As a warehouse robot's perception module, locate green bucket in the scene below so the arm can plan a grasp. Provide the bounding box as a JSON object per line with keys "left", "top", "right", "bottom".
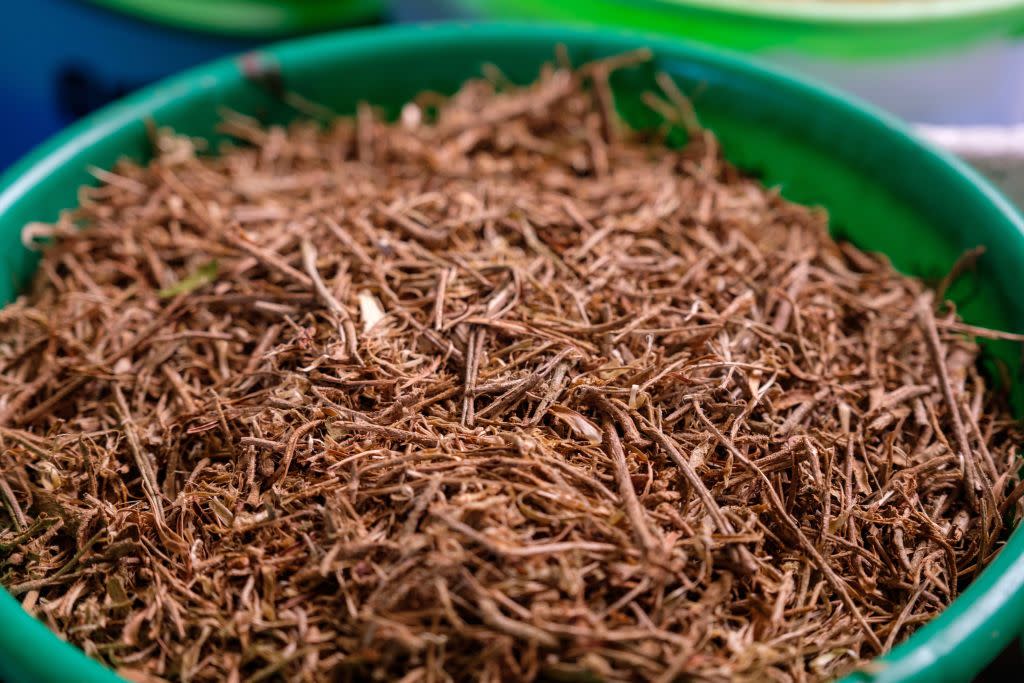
{"left": 1, "top": 22, "right": 1023, "bottom": 683}
{"left": 453, "top": 0, "right": 1024, "bottom": 58}
{"left": 86, "top": 0, "right": 384, "bottom": 37}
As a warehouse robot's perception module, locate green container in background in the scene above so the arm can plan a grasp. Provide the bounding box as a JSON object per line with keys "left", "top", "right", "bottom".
{"left": 451, "top": 0, "right": 1024, "bottom": 128}
{"left": 88, "top": 0, "right": 384, "bottom": 37}
{"left": 453, "top": 0, "right": 1024, "bottom": 58}
{"left": 1, "top": 22, "right": 1024, "bottom": 683}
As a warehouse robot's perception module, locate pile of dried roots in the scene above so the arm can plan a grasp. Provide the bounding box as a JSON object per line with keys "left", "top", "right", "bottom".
{"left": 1, "top": 53, "right": 1022, "bottom": 682}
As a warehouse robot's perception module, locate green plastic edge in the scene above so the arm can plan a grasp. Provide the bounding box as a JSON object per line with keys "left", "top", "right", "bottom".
{"left": 84, "top": 0, "right": 383, "bottom": 37}
{"left": 455, "top": 0, "right": 1024, "bottom": 58}
{"left": 0, "top": 21, "right": 1022, "bottom": 683}
{"left": 650, "top": 0, "right": 1024, "bottom": 23}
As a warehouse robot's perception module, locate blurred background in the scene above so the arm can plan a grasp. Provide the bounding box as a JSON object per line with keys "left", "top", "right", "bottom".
{"left": 0, "top": 1, "right": 1022, "bottom": 679}
{"left": 4, "top": 0, "right": 1024, "bottom": 210}
{"left": 3, "top": 1, "right": 1024, "bottom": 181}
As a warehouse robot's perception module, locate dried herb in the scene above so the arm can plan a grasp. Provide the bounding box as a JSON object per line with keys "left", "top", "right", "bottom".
{"left": 0, "top": 53, "right": 1021, "bottom": 683}
{"left": 158, "top": 260, "right": 220, "bottom": 300}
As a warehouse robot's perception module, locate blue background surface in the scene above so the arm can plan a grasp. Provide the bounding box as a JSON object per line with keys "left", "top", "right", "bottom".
{"left": 0, "top": 0, "right": 256, "bottom": 168}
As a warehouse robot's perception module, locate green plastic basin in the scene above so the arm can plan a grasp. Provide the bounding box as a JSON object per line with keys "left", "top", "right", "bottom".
{"left": 1, "top": 21, "right": 1023, "bottom": 683}
{"left": 454, "top": 0, "right": 1024, "bottom": 58}
{"left": 86, "top": 0, "right": 383, "bottom": 37}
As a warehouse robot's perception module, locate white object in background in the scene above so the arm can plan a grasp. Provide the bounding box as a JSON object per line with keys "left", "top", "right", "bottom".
{"left": 916, "top": 124, "right": 1024, "bottom": 157}
{"left": 916, "top": 124, "right": 1024, "bottom": 207}
{"left": 772, "top": 40, "right": 1024, "bottom": 126}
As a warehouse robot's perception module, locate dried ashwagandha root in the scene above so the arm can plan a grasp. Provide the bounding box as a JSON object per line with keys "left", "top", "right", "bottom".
{"left": 0, "top": 52, "right": 1021, "bottom": 683}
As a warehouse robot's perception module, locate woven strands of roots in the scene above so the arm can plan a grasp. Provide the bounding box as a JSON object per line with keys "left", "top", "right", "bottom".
{"left": 1, "top": 53, "right": 1022, "bottom": 682}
